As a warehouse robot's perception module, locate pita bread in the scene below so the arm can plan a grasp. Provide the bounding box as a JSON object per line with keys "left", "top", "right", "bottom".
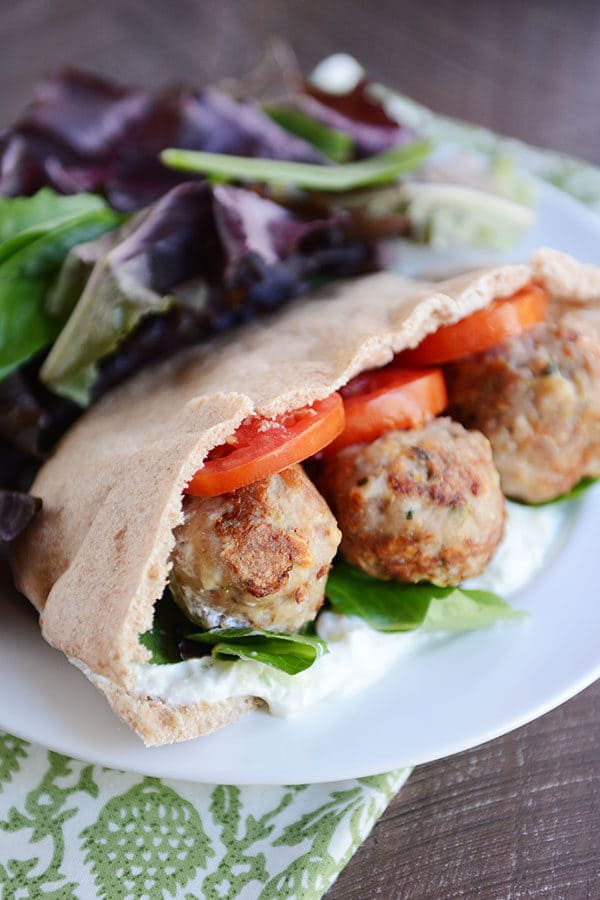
{"left": 11, "top": 249, "right": 600, "bottom": 745}
{"left": 532, "top": 247, "right": 600, "bottom": 303}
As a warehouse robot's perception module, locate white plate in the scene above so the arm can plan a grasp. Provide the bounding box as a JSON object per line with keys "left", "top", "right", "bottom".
{"left": 2, "top": 179, "right": 600, "bottom": 784}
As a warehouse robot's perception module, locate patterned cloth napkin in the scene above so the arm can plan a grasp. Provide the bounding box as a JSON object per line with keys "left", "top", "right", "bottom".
{"left": 0, "top": 735, "right": 409, "bottom": 898}
{"left": 2, "top": 78, "right": 599, "bottom": 900}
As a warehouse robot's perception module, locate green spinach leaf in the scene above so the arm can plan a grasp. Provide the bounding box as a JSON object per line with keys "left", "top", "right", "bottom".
{"left": 0, "top": 188, "right": 108, "bottom": 246}
{"left": 139, "top": 592, "right": 195, "bottom": 665}
{"left": 186, "top": 628, "right": 328, "bottom": 675}
{"left": 0, "top": 191, "right": 122, "bottom": 381}
{"left": 326, "top": 562, "right": 525, "bottom": 633}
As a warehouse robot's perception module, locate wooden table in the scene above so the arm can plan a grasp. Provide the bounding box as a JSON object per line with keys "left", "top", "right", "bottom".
{"left": 2, "top": 0, "right": 599, "bottom": 894}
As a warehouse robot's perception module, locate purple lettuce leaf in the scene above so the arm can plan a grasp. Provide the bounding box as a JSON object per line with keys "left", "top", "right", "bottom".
{"left": 0, "top": 489, "right": 41, "bottom": 541}
{"left": 0, "top": 361, "right": 78, "bottom": 459}
{"left": 16, "top": 68, "right": 148, "bottom": 157}
{"left": 0, "top": 439, "right": 40, "bottom": 492}
{"left": 40, "top": 181, "right": 222, "bottom": 402}
{"left": 271, "top": 93, "right": 414, "bottom": 159}
{"left": 0, "top": 69, "right": 324, "bottom": 212}
{"left": 41, "top": 180, "right": 375, "bottom": 404}
{"left": 306, "top": 78, "right": 401, "bottom": 129}
{"left": 213, "top": 183, "right": 373, "bottom": 310}
{"left": 213, "top": 183, "right": 348, "bottom": 269}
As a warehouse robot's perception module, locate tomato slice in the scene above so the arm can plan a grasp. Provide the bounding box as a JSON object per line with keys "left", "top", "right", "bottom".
{"left": 325, "top": 367, "right": 447, "bottom": 454}
{"left": 397, "top": 283, "right": 548, "bottom": 366}
{"left": 186, "top": 393, "right": 345, "bottom": 496}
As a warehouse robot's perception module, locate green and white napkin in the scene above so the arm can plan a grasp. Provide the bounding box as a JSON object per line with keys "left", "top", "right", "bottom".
{"left": 2, "top": 68, "right": 600, "bottom": 900}
{"left": 0, "top": 735, "right": 408, "bottom": 898}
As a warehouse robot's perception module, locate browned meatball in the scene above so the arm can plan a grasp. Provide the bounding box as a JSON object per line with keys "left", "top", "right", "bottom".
{"left": 318, "top": 418, "right": 504, "bottom": 586}
{"left": 169, "top": 464, "right": 341, "bottom": 632}
{"left": 446, "top": 313, "right": 600, "bottom": 503}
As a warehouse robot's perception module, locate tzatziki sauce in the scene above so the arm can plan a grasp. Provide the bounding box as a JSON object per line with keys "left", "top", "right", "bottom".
{"left": 131, "top": 500, "right": 570, "bottom": 716}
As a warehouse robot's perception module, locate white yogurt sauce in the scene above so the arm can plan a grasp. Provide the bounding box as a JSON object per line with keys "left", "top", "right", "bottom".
{"left": 131, "top": 501, "right": 570, "bottom": 716}
{"left": 465, "top": 500, "right": 568, "bottom": 596}
{"left": 132, "top": 613, "right": 421, "bottom": 717}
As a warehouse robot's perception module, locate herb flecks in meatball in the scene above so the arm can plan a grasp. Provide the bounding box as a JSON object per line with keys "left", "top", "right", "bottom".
{"left": 318, "top": 418, "right": 505, "bottom": 586}
{"left": 446, "top": 313, "right": 600, "bottom": 503}
{"left": 169, "top": 464, "right": 341, "bottom": 632}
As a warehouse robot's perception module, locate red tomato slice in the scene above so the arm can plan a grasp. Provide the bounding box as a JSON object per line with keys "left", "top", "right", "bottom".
{"left": 325, "top": 367, "right": 447, "bottom": 454}
{"left": 186, "top": 393, "right": 345, "bottom": 496}
{"left": 397, "top": 283, "right": 548, "bottom": 366}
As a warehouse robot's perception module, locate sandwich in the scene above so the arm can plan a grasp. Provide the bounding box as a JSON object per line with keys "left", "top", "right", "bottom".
{"left": 11, "top": 247, "right": 600, "bottom": 745}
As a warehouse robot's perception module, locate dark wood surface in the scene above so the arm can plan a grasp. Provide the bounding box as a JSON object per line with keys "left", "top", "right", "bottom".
{"left": 2, "top": 0, "right": 600, "bottom": 895}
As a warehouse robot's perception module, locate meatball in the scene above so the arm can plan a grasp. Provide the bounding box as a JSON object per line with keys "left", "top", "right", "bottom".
{"left": 446, "top": 313, "right": 600, "bottom": 503}
{"left": 318, "top": 418, "right": 504, "bottom": 586}
{"left": 169, "top": 464, "right": 341, "bottom": 632}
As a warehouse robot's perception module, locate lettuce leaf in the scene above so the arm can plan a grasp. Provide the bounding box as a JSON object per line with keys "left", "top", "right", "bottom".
{"left": 40, "top": 182, "right": 218, "bottom": 404}
{"left": 45, "top": 229, "right": 120, "bottom": 321}
{"left": 41, "top": 181, "right": 373, "bottom": 405}
{"left": 185, "top": 628, "right": 328, "bottom": 675}
{"left": 0, "top": 68, "right": 323, "bottom": 212}
{"left": 0, "top": 435, "right": 40, "bottom": 488}
{"left": 0, "top": 188, "right": 107, "bottom": 245}
{"left": 0, "top": 489, "right": 41, "bottom": 541}
{"left": 140, "top": 591, "right": 328, "bottom": 674}
{"left": 139, "top": 594, "right": 195, "bottom": 665}
{"left": 0, "top": 191, "right": 122, "bottom": 382}
{"left": 326, "top": 562, "right": 525, "bottom": 633}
